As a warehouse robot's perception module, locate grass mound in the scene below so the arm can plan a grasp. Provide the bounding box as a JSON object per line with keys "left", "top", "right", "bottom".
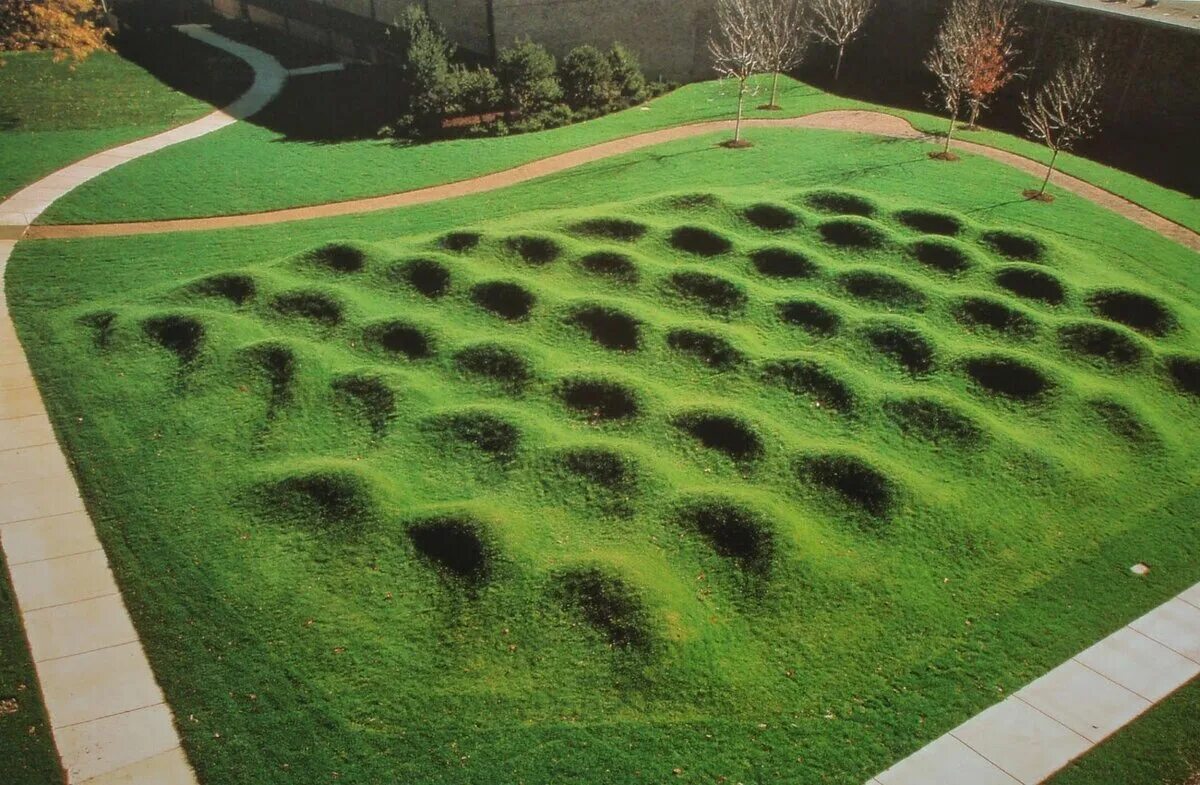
{"left": 143, "top": 314, "right": 203, "bottom": 364}
{"left": 261, "top": 468, "right": 374, "bottom": 535}
{"left": 894, "top": 209, "right": 962, "bottom": 236}
{"left": 567, "top": 304, "right": 642, "bottom": 351}
{"left": 804, "top": 189, "right": 876, "bottom": 217}
{"left": 764, "top": 357, "right": 855, "bottom": 411}
{"left": 79, "top": 309, "right": 117, "bottom": 350}
{"left": 454, "top": 343, "right": 533, "bottom": 391}
{"left": 569, "top": 217, "right": 648, "bottom": 242}
{"left": 863, "top": 322, "right": 935, "bottom": 376}
{"left": 271, "top": 289, "right": 343, "bottom": 326}
{"left": 408, "top": 516, "right": 491, "bottom": 584}
{"left": 838, "top": 270, "right": 926, "bottom": 310}
{"left": 190, "top": 272, "right": 256, "bottom": 305}
{"left": 778, "top": 299, "right": 841, "bottom": 336}
{"left": 665, "top": 327, "right": 744, "bottom": 369}
{"left": 796, "top": 452, "right": 895, "bottom": 520}
{"left": 1058, "top": 321, "right": 1146, "bottom": 368}
{"left": 1164, "top": 355, "right": 1200, "bottom": 397}
{"left": 558, "top": 377, "right": 641, "bottom": 421}
{"left": 559, "top": 445, "right": 639, "bottom": 491}
{"left": 673, "top": 410, "right": 763, "bottom": 461}
{"left": 1088, "top": 397, "right": 1157, "bottom": 445}
{"left": 331, "top": 372, "right": 395, "bottom": 436}
{"left": 306, "top": 242, "right": 365, "bottom": 273}
{"left": 883, "top": 396, "right": 983, "bottom": 447}
{"left": 366, "top": 320, "right": 434, "bottom": 360}
{"left": 676, "top": 497, "right": 774, "bottom": 573}
{"left": 394, "top": 258, "right": 451, "bottom": 299}
{"left": 506, "top": 234, "right": 562, "bottom": 265}
{"left": 953, "top": 296, "right": 1037, "bottom": 338}
{"left": 819, "top": 217, "right": 888, "bottom": 249}
{"left": 981, "top": 229, "right": 1046, "bottom": 262}
{"left": 664, "top": 192, "right": 722, "bottom": 210}
{"left": 669, "top": 225, "right": 734, "bottom": 257}
{"left": 472, "top": 280, "right": 536, "bottom": 320}
{"left": 744, "top": 203, "right": 799, "bottom": 230}
{"left": 995, "top": 266, "right": 1066, "bottom": 306}
{"left": 578, "top": 250, "right": 640, "bottom": 283}
{"left": 965, "top": 354, "right": 1053, "bottom": 400}
{"left": 555, "top": 566, "right": 650, "bottom": 648}
{"left": 751, "top": 246, "right": 818, "bottom": 279}
{"left": 1086, "top": 289, "right": 1177, "bottom": 337}
{"left": 430, "top": 409, "right": 522, "bottom": 460}
{"left": 242, "top": 340, "right": 296, "bottom": 414}
{"left": 668, "top": 270, "right": 747, "bottom": 314}
{"left": 909, "top": 238, "right": 972, "bottom": 274}
{"left": 439, "top": 231, "right": 481, "bottom": 253}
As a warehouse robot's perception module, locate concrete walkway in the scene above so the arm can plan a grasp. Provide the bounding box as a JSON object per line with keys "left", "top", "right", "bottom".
{"left": 0, "top": 27, "right": 285, "bottom": 784}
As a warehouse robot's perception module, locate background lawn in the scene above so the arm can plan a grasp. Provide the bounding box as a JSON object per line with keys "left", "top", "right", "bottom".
{"left": 35, "top": 75, "right": 1200, "bottom": 234}
{"left": 7, "top": 127, "right": 1199, "bottom": 784}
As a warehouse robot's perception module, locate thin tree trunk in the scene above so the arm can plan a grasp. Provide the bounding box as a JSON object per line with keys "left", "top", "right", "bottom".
{"left": 734, "top": 81, "right": 746, "bottom": 142}
{"left": 834, "top": 44, "right": 845, "bottom": 80}
{"left": 1039, "top": 147, "right": 1059, "bottom": 195}
{"left": 967, "top": 100, "right": 980, "bottom": 129}
{"left": 771, "top": 71, "right": 780, "bottom": 107}
{"left": 944, "top": 108, "right": 958, "bottom": 154}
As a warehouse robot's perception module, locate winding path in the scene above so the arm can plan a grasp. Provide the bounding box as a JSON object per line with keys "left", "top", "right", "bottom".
{"left": 1, "top": 24, "right": 1199, "bottom": 785}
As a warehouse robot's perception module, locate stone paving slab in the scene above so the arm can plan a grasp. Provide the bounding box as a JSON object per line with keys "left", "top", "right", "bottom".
{"left": 55, "top": 704, "right": 180, "bottom": 784}
{"left": 0, "top": 474, "right": 85, "bottom": 524}
{"left": 79, "top": 745, "right": 194, "bottom": 785}
{"left": 0, "top": 511, "right": 101, "bottom": 565}
{"left": 1074, "top": 626, "right": 1200, "bottom": 702}
{"left": 876, "top": 734, "right": 1020, "bottom": 785}
{"left": 0, "top": 384, "right": 49, "bottom": 420}
{"left": 1015, "top": 659, "right": 1150, "bottom": 743}
{"left": 0, "top": 359, "right": 35, "bottom": 389}
{"left": 1129, "top": 598, "right": 1200, "bottom": 662}
{"left": 23, "top": 593, "right": 139, "bottom": 662}
{"left": 952, "top": 697, "right": 1092, "bottom": 784}
{"left": 8, "top": 549, "right": 116, "bottom": 611}
{"left": 1181, "top": 582, "right": 1200, "bottom": 609}
{"left": 0, "top": 442, "right": 72, "bottom": 484}
{"left": 0, "top": 413, "right": 56, "bottom": 449}
{"left": 37, "top": 641, "right": 166, "bottom": 729}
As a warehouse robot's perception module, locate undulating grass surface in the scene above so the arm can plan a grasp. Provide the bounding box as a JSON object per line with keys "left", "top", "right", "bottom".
{"left": 37, "top": 75, "right": 1200, "bottom": 233}
{"left": 8, "top": 129, "right": 1200, "bottom": 784}
{"left": 1049, "top": 676, "right": 1200, "bottom": 785}
{"left": 0, "top": 33, "right": 251, "bottom": 202}
{"left": 0, "top": 552, "right": 62, "bottom": 785}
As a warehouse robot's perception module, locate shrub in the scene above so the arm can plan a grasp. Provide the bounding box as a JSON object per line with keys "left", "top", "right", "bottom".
{"left": 496, "top": 38, "right": 563, "bottom": 118}
{"left": 385, "top": 7, "right": 455, "bottom": 137}
{"left": 608, "top": 43, "right": 647, "bottom": 103}
{"left": 447, "top": 64, "right": 502, "bottom": 117}
{"left": 560, "top": 44, "right": 618, "bottom": 112}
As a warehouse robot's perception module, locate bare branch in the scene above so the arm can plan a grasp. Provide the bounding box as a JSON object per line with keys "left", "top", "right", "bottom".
{"left": 1019, "top": 38, "right": 1104, "bottom": 194}
{"left": 709, "top": 0, "right": 766, "bottom": 142}
{"left": 759, "top": 0, "right": 809, "bottom": 75}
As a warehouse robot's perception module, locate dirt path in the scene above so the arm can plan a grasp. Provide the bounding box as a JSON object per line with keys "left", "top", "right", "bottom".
{"left": 19, "top": 110, "right": 1200, "bottom": 253}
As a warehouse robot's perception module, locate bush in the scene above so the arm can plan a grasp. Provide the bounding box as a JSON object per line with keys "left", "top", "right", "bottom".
{"left": 384, "top": 7, "right": 455, "bottom": 137}
{"left": 447, "top": 65, "right": 501, "bottom": 117}
{"left": 560, "top": 44, "right": 618, "bottom": 112}
{"left": 608, "top": 43, "right": 647, "bottom": 103}
{"left": 496, "top": 38, "right": 562, "bottom": 118}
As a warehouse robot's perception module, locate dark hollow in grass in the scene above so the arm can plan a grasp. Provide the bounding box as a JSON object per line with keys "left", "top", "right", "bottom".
{"left": 669, "top": 225, "right": 734, "bottom": 257}
{"left": 396, "top": 258, "right": 451, "bottom": 299}
{"left": 506, "top": 234, "right": 562, "bottom": 265}
{"left": 439, "top": 231, "right": 481, "bottom": 252}
{"left": 567, "top": 305, "right": 641, "bottom": 351}
{"left": 1087, "top": 290, "right": 1177, "bottom": 337}
{"left": 764, "top": 357, "right": 855, "bottom": 412}
{"left": 556, "top": 567, "right": 649, "bottom": 648}
{"left": 472, "top": 281, "right": 536, "bottom": 320}
{"left": 910, "top": 239, "right": 972, "bottom": 274}
{"left": 953, "top": 296, "right": 1037, "bottom": 338}
{"left": 883, "top": 396, "right": 983, "bottom": 448}
{"left": 245, "top": 341, "right": 296, "bottom": 414}
{"left": 751, "top": 247, "right": 818, "bottom": 279}
{"left": 666, "top": 192, "right": 721, "bottom": 210}
{"left": 1089, "top": 398, "right": 1156, "bottom": 445}
{"left": 981, "top": 229, "right": 1045, "bottom": 262}
{"left": 558, "top": 378, "right": 640, "bottom": 421}
{"left": 143, "top": 314, "right": 203, "bottom": 364}
{"left": 434, "top": 410, "right": 522, "bottom": 459}
{"left": 271, "top": 290, "right": 343, "bottom": 327}
{"left": 673, "top": 411, "right": 763, "bottom": 461}
{"left": 895, "top": 209, "right": 963, "bottom": 236}
{"left": 778, "top": 300, "right": 841, "bottom": 336}
{"left": 1058, "top": 322, "right": 1146, "bottom": 368}
{"left": 266, "top": 470, "right": 373, "bottom": 535}
{"left": 665, "top": 328, "right": 744, "bottom": 369}
{"left": 819, "top": 218, "right": 887, "bottom": 249}
{"left": 995, "top": 267, "right": 1066, "bottom": 305}
{"left": 332, "top": 373, "right": 395, "bottom": 437}
{"left": 965, "top": 355, "right": 1053, "bottom": 400}
{"left": 569, "top": 217, "right": 648, "bottom": 242}
{"left": 805, "top": 190, "right": 876, "bottom": 217}
{"left": 559, "top": 446, "right": 638, "bottom": 490}
{"left": 307, "top": 242, "right": 365, "bottom": 273}
{"left": 796, "top": 453, "right": 895, "bottom": 519}
{"left": 578, "top": 250, "right": 640, "bottom": 283}
{"left": 1165, "top": 355, "right": 1200, "bottom": 397}
{"left": 677, "top": 498, "right": 774, "bottom": 573}
{"left": 864, "top": 323, "right": 935, "bottom": 376}
{"left": 839, "top": 270, "right": 926, "bottom": 310}
{"left": 744, "top": 203, "right": 799, "bottom": 231}
{"left": 79, "top": 310, "right": 117, "bottom": 350}
{"left": 668, "top": 271, "right": 747, "bottom": 314}
{"left": 408, "top": 517, "right": 490, "bottom": 584}
{"left": 453, "top": 343, "right": 533, "bottom": 390}
{"left": 191, "top": 272, "right": 256, "bottom": 305}
{"left": 367, "top": 320, "right": 434, "bottom": 360}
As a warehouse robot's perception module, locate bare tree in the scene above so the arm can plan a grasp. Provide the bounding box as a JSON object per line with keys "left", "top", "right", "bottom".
{"left": 758, "top": 0, "right": 809, "bottom": 109}
{"left": 1019, "top": 39, "right": 1104, "bottom": 199}
{"left": 925, "top": 5, "right": 972, "bottom": 159}
{"left": 961, "top": 0, "right": 1022, "bottom": 128}
{"left": 709, "top": 0, "right": 764, "bottom": 146}
{"left": 806, "top": 0, "right": 876, "bottom": 80}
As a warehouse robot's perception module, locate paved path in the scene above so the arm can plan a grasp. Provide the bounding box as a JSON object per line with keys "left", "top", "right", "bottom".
{"left": 0, "top": 26, "right": 285, "bottom": 785}
{"left": 14, "top": 110, "right": 1200, "bottom": 253}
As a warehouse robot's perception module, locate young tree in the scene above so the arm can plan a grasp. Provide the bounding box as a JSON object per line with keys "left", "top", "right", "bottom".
{"left": 1019, "top": 39, "right": 1104, "bottom": 200}
{"left": 560, "top": 44, "right": 618, "bottom": 113}
{"left": 386, "top": 6, "right": 455, "bottom": 137}
{"left": 608, "top": 43, "right": 647, "bottom": 104}
{"left": 709, "top": 0, "right": 763, "bottom": 147}
{"left": 925, "top": 0, "right": 973, "bottom": 159}
{"left": 0, "top": 0, "right": 107, "bottom": 62}
{"left": 961, "top": 0, "right": 1021, "bottom": 128}
{"left": 757, "top": 0, "right": 809, "bottom": 109}
{"left": 806, "top": 0, "right": 876, "bottom": 80}
{"left": 496, "top": 39, "right": 563, "bottom": 120}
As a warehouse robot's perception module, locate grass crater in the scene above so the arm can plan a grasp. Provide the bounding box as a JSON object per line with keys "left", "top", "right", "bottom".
{"left": 673, "top": 410, "right": 764, "bottom": 462}
{"left": 558, "top": 377, "right": 641, "bottom": 422}
{"left": 995, "top": 266, "right": 1066, "bottom": 306}
{"left": 669, "top": 225, "right": 734, "bottom": 257}
{"left": 1086, "top": 289, "right": 1177, "bottom": 337}
{"left": 567, "top": 304, "right": 642, "bottom": 351}
{"left": 665, "top": 328, "right": 745, "bottom": 369}
{"left": 676, "top": 497, "right": 774, "bottom": 574}
{"left": 751, "top": 246, "right": 819, "bottom": 279}
{"left": 667, "top": 270, "right": 747, "bottom": 314}
{"left": 472, "top": 280, "right": 536, "bottom": 320}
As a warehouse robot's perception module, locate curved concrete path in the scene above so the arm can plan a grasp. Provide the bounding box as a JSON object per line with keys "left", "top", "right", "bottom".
{"left": 0, "top": 26, "right": 284, "bottom": 784}
{"left": 16, "top": 110, "right": 1200, "bottom": 253}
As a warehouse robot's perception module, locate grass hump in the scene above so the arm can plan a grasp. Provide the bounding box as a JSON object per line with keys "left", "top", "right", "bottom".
{"left": 472, "top": 281, "right": 536, "bottom": 320}
{"left": 665, "top": 328, "right": 745, "bottom": 369}
{"left": 764, "top": 357, "right": 855, "bottom": 412}
{"left": 1165, "top": 355, "right": 1200, "bottom": 397}
{"left": 909, "top": 238, "right": 972, "bottom": 274}
{"left": 981, "top": 229, "right": 1046, "bottom": 262}
{"left": 395, "top": 258, "right": 451, "bottom": 299}
{"left": 819, "top": 217, "right": 887, "bottom": 249}
{"left": 953, "top": 296, "right": 1037, "bottom": 338}
{"left": 331, "top": 373, "right": 396, "bottom": 437}
{"left": 744, "top": 203, "right": 799, "bottom": 231}
{"left": 669, "top": 225, "right": 734, "bottom": 257}
{"left": 262, "top": 468, "right": 374, "bottom": 535}
{"left": 408, "top": 516, "right": 491, "bottom": 584}
{"left": 751, "top": 247, "right": 818, "bottom": 279}
{"left": 567, "top": 305, "right": 642, "bottom": 351}
{"left": 558, "top": 377, "right": 641, "bottom": 421}
{"left": 555, "top": 566, "right": 650, "bottom": 648}
{"left": 863, "top": 323, "right": 935, "bottom": 376}
{"left": 804, "top": 190, "right": 876, "bottom": 217}
{"left": 190, "top": 272, "right": 256, "bottom": 305}
{"left": 995, "top": 267, "right": 1066, "bottom": 306}
{"left": 965, "top": 355, "right": 1053, "bottom": 400}
{"left": 578, "top": 250, "right": 640, "bottom": 283}
{"left": 796, "top": 453, "right": 895, "bottom": 520}
{"left": 431, "top": 409, "right": 522, "bottom": 460}
{"left": 1087, "top": 290, "right": 1177, "bottom": 337}
{"left": 271, "top": 289, "right": 344, "bottom": 327}
{"left": 569, "top": 217, "right": 648, "bottom": 242}
{"left": 839, "top": 270, "right": 926, "bottom": 310}
{"left": 367, "top": 320, "right": 434, "bottom": 360}
{"left": 883, "top": 396, "right": 983, "bottom": 447}
{"left": 143, "top": 314, "right": 203, "bottom": 364}
{"left": 668, "top": 270, "right": 747, "bottom": 314}
{"left": 778, "top": 300, "right": 841, "bottom": 336}
{"left": 506, "top": 234, "right": 562, "bottom": 265}
{"left": 1058, "top": 322, "right": 1146, "bottom": 368}
{"left": 895, "top": 209, "right": 963, "bottom": 236}
{"left": 676, "top": 497, "right": 774, "bottom": 573}
{"left": 307, "top": 242, "right": 366, "bottom": 273}
{"left": 673, "top": 410, "right": 763, "bottom": 461}
{"left": 454, "top": 343, "right": 533, "bottom": 391}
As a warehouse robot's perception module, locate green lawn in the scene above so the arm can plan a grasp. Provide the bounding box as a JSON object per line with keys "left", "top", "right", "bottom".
{"left": 1049, "top": 676, "right": 1200, "bottom": 785}
{"left": 8, "top": 127, "right": 1199, "bottom": 784}
{"left": 36, "top": 75, "right": 1200, "bottom": 234}
{"left": 0, "top": 552, "right": 62, "bottom": 785}
{"left": 0, "top": 32, "right": 251, "bottom": 202}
